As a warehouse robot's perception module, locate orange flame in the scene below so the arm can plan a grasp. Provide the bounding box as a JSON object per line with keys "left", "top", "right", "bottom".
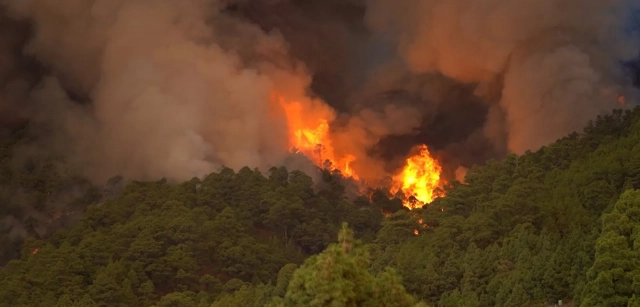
{"left": 274, "top": 93, "right": 444, "bottom": 209}
{"left": 275, "top": 94, "right": 359, "bottom": 179}
{"left": 601, "top": 87, "right": 627, "bottom": 107}
{"left": 392, "top": 144, "right": 443, "bottom": 209}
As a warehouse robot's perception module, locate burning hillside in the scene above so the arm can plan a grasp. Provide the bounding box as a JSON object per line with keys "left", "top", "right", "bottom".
{"left": 0, "top": 0, "right": 637, "bottom": 213}
{"left": 275, "top": 92, "right": 444, "bottom": 208}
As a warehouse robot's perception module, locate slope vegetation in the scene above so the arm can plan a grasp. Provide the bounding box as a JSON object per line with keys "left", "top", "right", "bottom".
{"left": 1, "top": 107, "right": 640, "bottom": 306}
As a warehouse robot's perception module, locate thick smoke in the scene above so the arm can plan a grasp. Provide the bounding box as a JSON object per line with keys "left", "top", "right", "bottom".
{"left": 366, "top": 0, "right": 640, "bottom": 154}
{"left": 0, "top": 0, "right": 638, "bottom": 186}
{"left": 2, "top": 0, "right": 329, "bottom": 182}
{"left": 230, "top": 0, "right": 371, "bottom": 109}
{"left": 1, "top": 0, "right": 638, "bottom": 259}
{"left": 0, "top": 7, "right": 35, "bottom": 131}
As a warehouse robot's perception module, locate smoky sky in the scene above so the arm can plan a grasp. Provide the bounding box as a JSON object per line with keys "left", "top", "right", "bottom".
{"left": 0, "top": 0, "right": 639, "bottom": 184}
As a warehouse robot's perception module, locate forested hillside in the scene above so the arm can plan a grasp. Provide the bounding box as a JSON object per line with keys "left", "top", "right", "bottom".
{"left": 1, "top": 107, "right": 640, "bottom": 306}
{"left": 0, "top": 128, "right": 101, "bottom": 263}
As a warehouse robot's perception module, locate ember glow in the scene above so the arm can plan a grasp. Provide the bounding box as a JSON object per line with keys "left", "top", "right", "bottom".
{"left": 276, "top": 93, "right": 444, "bottom": 209}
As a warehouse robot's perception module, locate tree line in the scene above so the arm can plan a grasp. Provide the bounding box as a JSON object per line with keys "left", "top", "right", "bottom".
{"left": 1, "top": 107, "right": 640, "bottom": 306}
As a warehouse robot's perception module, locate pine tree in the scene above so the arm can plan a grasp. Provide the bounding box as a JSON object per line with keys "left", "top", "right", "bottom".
{"left": 271, "top": 223, "right": 428, "bottom": 307}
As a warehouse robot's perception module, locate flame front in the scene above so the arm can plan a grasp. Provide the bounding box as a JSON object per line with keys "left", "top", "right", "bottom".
{"left": 393, "top": 144, "right": 443, "bottom": 208}
{"left": 275, "top": 93, "right": 443, "bottom": 208}
{"left": 276, "top": 94, "right": 359, "bottom": 179}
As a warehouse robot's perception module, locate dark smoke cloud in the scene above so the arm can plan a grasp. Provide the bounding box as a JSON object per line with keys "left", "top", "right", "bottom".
{"left": 229, "top": 0, "right": 378, "bottom": 112}
{"left": 0, "top": 7, "right": 39, "bottom": 132}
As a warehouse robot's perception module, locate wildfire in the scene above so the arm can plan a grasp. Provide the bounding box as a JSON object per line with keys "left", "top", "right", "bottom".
{"left": 392, "top": 144, "right": 443, "bottom": 209}
{"left": 276, "top": 94, "right": 359, "bottom": 179}
{"left": 618, "top": 95, "right": 626, "bottom": 106}
{"left": 413, "top": 217, "right": 431, "bottom": 235}
{"left": 275, "top": 93, "right": 444, "bottom": 209}
{"left": 601, "top": 87, "right": 627, "bottom": 107}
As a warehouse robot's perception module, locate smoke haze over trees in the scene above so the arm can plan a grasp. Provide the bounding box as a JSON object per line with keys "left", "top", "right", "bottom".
{"left": 2, "top": 107, "right": 640, "bottom": 306}
{"left": 1, "top": 2, "right": 640, "bottom": 305}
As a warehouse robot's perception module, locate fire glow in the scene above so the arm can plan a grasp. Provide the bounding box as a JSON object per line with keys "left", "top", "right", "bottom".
{"left": 391, "top": 144, "right": 443, "bottom": 208}
{"left": 277, "top": 96, "right": 359, "bottom": 179}
{"left": 275, "top": 93, "right": 444, "bottom": 209}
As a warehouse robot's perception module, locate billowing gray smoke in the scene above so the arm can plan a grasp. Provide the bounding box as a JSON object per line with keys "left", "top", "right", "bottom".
{"left": 0, "top": 0, "right": 638, "bottom": 185}
{"left": 2, "top": 0, "right": 315, "bottom": 182}
{"left": 365, "top": 0, "right": 640, "bottom": 156}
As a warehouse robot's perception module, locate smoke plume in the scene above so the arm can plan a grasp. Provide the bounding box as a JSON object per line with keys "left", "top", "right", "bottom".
{"left": 0, "top": 0, "right": 638, "bottom": 186}
{"left": 3, "top": 0, "right": 319, "bottom": 182}
{"left": 365, "top": 0, "right": 640, "bottom": 154}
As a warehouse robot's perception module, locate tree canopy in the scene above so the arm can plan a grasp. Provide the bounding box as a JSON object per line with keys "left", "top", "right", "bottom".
{"left": 2, "top": 107, "right": 640, "bottom": 306}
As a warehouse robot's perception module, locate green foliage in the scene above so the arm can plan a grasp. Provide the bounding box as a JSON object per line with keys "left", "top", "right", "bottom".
{"left": 368, "top": 107, "right": 640, "bottom": 306}
{"left": 2, "top": 107, "right": 640, "bottom": 306}
{"left": 580, "top": 189, "right": 640, "bottom": 307}
{"left": 0, "top": 129, "right": 101, "bottom": 264}
{"left": 0, "top": 163, "right": 384, "bottom": 306}
{"left": 271, "top": 223, "right": 426, "bottom": 307}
